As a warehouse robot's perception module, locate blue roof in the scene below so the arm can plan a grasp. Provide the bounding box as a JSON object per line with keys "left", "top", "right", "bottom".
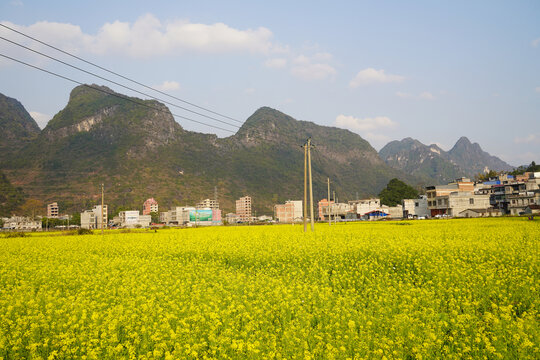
{"left": 365, "top": 210, "right": 388, "bottom": 216}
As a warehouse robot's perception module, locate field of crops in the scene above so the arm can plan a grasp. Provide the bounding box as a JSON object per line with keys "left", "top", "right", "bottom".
{"left": 0, "top": 218, "right": 538, "bottom": 359}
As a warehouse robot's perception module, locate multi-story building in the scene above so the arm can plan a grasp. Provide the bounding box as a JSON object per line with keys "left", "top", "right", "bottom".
{"left": 197, "top": 198, "right": 219, "bottom": 210}
{"left": 47, "top": 202, "right": 59, "bottom": 218}
{"left": 142, "top": 198, "right": 158, "bottom": 215}
{"left": 160, "top": 207, "right": 191, "bottom": 226}
{"left": 428, "top": 191, "right": 490, "bottom": 217}
{"left": 426, "top": 178, "right": 474, "bottom": 204}
{"left": 349, "top": 198, "right": 381, "bottom": 217}
{"left": 507, "top": 191, "right": 540, "bottom": 215}
{"left": 80, "top": 210, "right": 96, "bottom": 229}
{"left": 2, "top": 216, "right": 42, "bottom": 231}
{"left": 324, "top": 202, "right": 353, "bottom": 220}
{"left": 402, "top": 196, "right": 429, "bottom": 219}
{"left": 317, "top": 198, "right": 334, "bottom": 220}
{"left": 118, "top": 210, "right": 151, "bottom": 228}
{"left": 236, "top": 196, "right": 252, "bottom": 222}
{"left": 275, "top": 200, "right": 303, "bottom": 223}
{"left": 80, "top": 205, "right": 108, "bottom": 229}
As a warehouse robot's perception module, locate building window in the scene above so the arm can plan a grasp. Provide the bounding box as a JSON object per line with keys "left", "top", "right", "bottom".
{"left": 415, "top": 202, "right": 419, "bottom": 207}
{"left": 469, "top": 198, "right": 474, "bottom": 205}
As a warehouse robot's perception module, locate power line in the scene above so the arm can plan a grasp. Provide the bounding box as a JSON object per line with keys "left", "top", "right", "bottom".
{"left": 0, "top": 23, "right": 242, "bottom": 124}
{"left": 0, "top": 36, "right": 240, "bottom": 129}
{"left": 0, "top": 52, "right": 236, "bottom": 133}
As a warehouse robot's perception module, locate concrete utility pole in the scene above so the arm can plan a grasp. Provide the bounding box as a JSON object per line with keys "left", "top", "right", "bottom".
{"left": 333, "top": 190, "right": 336, "bottom": 225}
{"left": 303, "top": 143, "right": 308, "bottom": 232}
{"left": 307, "top": 138, "right": 315, "bottom": 231}
{"left": 327, "top": 178, "right": 331, "bottom": 226}
{"left": 101, "top": 183, "right": 104, "bottom": 236}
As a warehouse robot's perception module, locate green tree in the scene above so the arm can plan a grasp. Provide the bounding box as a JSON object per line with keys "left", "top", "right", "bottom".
{"left": 150, "top": 211, "right": 159, "bottom": 223}
{"left": 510, "top": 161, "right": 540, "bottom": 175}
{"left": 70, "top": 212, "right": 81, "bottom": 226}
{"left": 476, "top": 170, "right": 499, "bottom": 182}
{"left": 379, "top": 178, "right": 419, "bottom": 206}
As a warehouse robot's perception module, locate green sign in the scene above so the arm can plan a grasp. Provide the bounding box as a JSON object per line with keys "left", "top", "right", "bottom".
{"left": 189, "top": 209, "right": 212, "bottom": 222}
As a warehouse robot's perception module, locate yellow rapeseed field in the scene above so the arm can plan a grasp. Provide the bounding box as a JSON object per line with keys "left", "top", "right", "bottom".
{"left": 0, "top": 218, "right": 538, "bottom": 359}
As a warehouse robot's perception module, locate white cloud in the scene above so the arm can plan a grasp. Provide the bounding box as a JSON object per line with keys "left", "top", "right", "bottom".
{"left": 396, "top": 92, "right": 413, "bottom": 99}
{"left": 29, "top": 111, "right": 50, "bottom": 129}
{"left": 535, "top": 87, "right": 540, "bottom": 93}
{"left": 1, "top": 15, "right": 279, "bottom": 58}
{"left": 244, "top": 87, "right": 255, "bottom": 94}
{"left": 349, "top": 68, "right": 404, "bottom": 87}
{"left": 264, "top": 58, "right": 287, "bottom": 69}
{"left": 419, "top": 91, "right": 435, "bottom": 100}
{"left": 335, "top": 114, "right": 397, "bottom": 149}
{"left": 532, "top": 38, "right": 540, "bottom": 47}
{"left": 10, "top": 0, "right": 23, "bottom": 6}
{"left": 290, "top": 54, "right": 336, "bottom": 80}
{"left": 514, "top": 133, "right": 540, "bottom": 144}
{"left": 396, "top": 91, "right": 435, "bottom": 100}
{"left": 335, "top": 114, "right": 397, "bottom": 132}
{"left": 152, "top": 81, "right": 180, "bottom": 91}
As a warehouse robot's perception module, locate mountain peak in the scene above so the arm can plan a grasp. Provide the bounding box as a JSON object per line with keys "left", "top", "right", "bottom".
{"left": 455, "top": 136, "right": 471, "bottom": 145}
{"left": 0, "top": 93, "right": 41, "bottom": 160}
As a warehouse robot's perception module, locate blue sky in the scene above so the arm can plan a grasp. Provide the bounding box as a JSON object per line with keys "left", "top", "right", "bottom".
{"left": 1, "top": 0, "right": 539, "bottom": 166}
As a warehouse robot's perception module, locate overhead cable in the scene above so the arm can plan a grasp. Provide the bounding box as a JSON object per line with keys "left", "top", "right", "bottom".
{"left": 0, "top": 22, "right": 242, "bottom": 124}
{"left": 0, "top": 36, "right": 240, "bottom": 129}
{"left": 0, "top": 52, "right": 236, "bottom": 133}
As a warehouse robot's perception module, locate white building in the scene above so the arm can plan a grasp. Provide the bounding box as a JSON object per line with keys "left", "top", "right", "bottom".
{"left": 80, "top": 210, "right": 96, "bottom": 229}
{"left": 2, "top": 216, "right": 41, "bottom": 231}
{"left": 160, "top": 207, "right": 191, "bottom": 226}
{"left": 350, "top": 199, "right": 381, "bottom": 216}
{"left": 118, "top": 210, "right": 152, "bottom": 228}
{"left": 402, "top": 196, "right": 429, "bottom": 219}
{"left": 80, "top": 205, "right": 108, "bottom": 229}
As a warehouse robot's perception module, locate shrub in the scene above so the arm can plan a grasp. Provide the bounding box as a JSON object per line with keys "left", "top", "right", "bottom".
{"left": 77, "top": 228, "right": 93, "bottom": 235}
{"left": 4, "top": 232, "right": 28, "bottom": 238}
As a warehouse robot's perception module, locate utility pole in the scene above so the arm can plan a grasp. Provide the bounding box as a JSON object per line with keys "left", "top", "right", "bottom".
{"left": 307, "top": 138, "right": 315, "bottom": 231}
{"left": 327, "top": 178, "right": 331, "bottom": 226}
{"left": 303, "top": 143, "right": 308, "bottom": 232}
{"left": 101, "top": 183, "right": 104, "bottom": 236}
{"left": 333, "top": 190, "right": 336, "bottom": 225}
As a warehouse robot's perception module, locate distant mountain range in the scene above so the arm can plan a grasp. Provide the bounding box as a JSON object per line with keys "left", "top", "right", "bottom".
{"left": 0, "top": 85, "right": 413, "bottom": 216}
{"left": 379, "top": 137, "right": 513, "bottom": 184}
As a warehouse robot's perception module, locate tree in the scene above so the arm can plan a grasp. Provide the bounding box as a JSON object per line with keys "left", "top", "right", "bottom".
{"left": 20, "top": 198, "right": 44, "bottom": 219}
{"left": 476, "top": 170, "right": 498, "bottom": 182}
{"left": 510, "top": 161, "right": 540, "bottom": 175}
{"left": 378, "top": 178, "right": 419, "bottom": 207}
{"left": 70, "top": 212, "right": 81, "bottom": 226}
{"left": 150, "top": 211, "right": 159, "bottom": 224}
